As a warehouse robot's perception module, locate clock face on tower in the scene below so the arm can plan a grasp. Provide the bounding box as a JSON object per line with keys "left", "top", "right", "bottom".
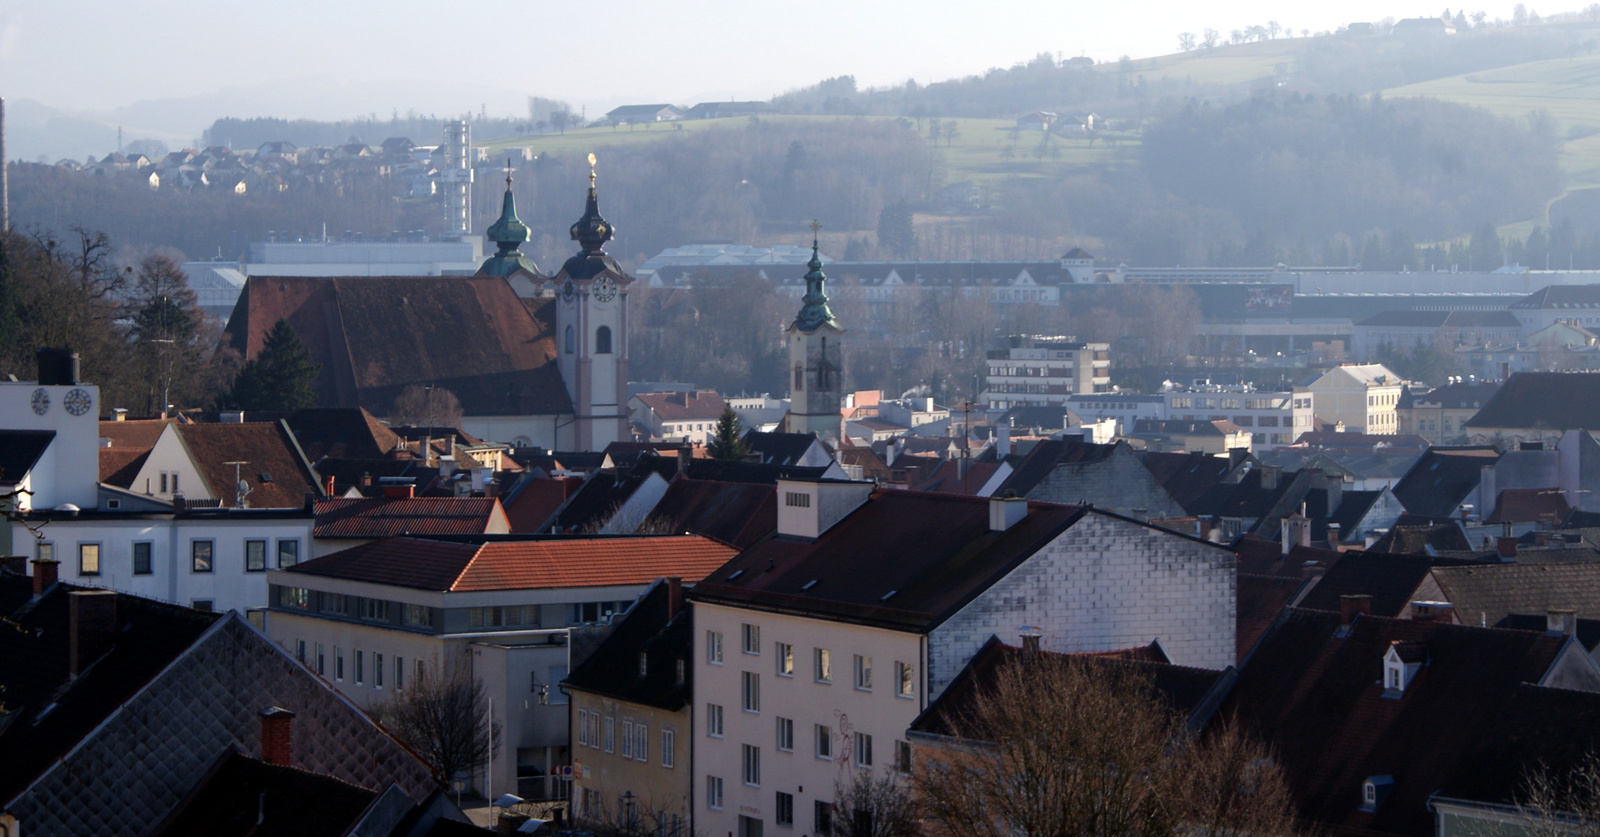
{"left": 30, "top": 388, "right": 49, "bottom": 415}
{"left": 65, "top": 388, "right": 93, "bottom": 416}
{"left": 593, "top": 276, "right": 617, "bottom": 302}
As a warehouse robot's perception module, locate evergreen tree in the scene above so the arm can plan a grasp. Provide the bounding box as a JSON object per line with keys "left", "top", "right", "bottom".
{"left": 876, "top": 200, "right": 916, "bottom": 257}
{"left": 219, "top": 319, "right": 319, "bottom": 410}
{"left": 709, "top": 405, "right": 750, "bottom": 461}
{"left": 0, "top": 235, "right": 23, "bottom": 373}
{"left": 129, "top": 253, "right": 205, "bottom": 414}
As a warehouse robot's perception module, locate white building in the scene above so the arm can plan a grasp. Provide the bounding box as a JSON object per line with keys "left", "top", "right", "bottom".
{"left": 981, "top": 336, "right": 1111, "bottom": 410}
{"left": 1306, "top": 363, "right": 1405, "bottom": 434}
{"left": 688, "top": 479, "right": 1235, "bottom": 837}
{"left": 1161, "top": 385, "right": 1315, "bottom": 450}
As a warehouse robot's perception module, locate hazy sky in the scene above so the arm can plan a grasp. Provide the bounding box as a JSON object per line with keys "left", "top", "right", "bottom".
{"left": 1, "top": 0, "right": 1540, "bottom": 121}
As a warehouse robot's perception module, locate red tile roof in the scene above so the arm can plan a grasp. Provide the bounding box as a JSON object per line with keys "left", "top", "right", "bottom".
{"left": 284, "top": 535, "right": 738, "bottom": 592}
{"left": 99, "top": 418, "right": 172, "bottom": 449}
{"left": 175, "top": 422, "right": 322, "bottom": 508}
{"left": 647, "top": 477, "right": 777, "bottom": 549}
{"left": 99, "top": 448, "right": 151, "bottom": 486}
{"left": 314, "top": 497, "right": 506, "bottom": 538}
{"left": 502, "top": 477, "right": 582, "bottom": 533}
{"left": 1486, "top": 487, "right": 1572, "bottom": 524}
{"left": 635, "top": 390, "right": 726, "bottom": 422}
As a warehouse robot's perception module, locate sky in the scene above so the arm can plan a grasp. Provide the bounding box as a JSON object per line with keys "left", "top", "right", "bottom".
{"left": 0, "top": 0, "right": 1543, "bottom": 138}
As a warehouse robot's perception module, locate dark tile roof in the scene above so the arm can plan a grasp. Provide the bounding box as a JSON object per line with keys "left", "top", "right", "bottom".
{"left": 1486, "top": 487, "right": 1572, "bottom": 524}
{"left": 1297, "top": 551, "right": 1488, "bottom": 617}
{"left": 635, "top": 390, "right": 726, "bottom": 422}
{"left": 1430, "top": 562, "right": 1600, "bottom": 627}
{"left": 1328, "top": 490, "right": 1383, "bottom": 534}
{"left": 100, "top": 447, "right": 151, "bottom": 486}
{"left": 1139, "top": 451, "right": 1243, "bottom": 514}
{"left": 0, "top": 579, "right": 222, "bottom": 804}
{"left": 153, "top": 751, "right": 377, "bottom": 837}
{"left": 312, "top": 458, "right": 435, "bottom": 494}
{"left": 0, "top": 429, "right": 53, "bottom": 486}
{"left": 285, "top": 407, "right": 402, "bottom": 460}
{"left": 223, "top": 276, "right": 571, "bottom": 417}
{"left": 175, "top": 422, "right": 322, "bottom": 508}
{"left": 646, "top": 478, "right": 776, "bottom": 549}
{"left": 1510, "top": 284, "right": 1600, "bottom": 309}
{"left": 563, "top": 579, "right": 691, "bottom": 711}
{"left": 682, "top": 458, "right": 831, "bottom": 485}
{"left": 1226, "top": 610, "right": 1570, "bottom": 835}
{"left": 1441, "top": 683, "right": 1600, "bottom": 806}
{"left": 314, "top": 497, "right": 505, "bottom": 538}
{"left": 546, "top": 470, "right": 651, "bottom": 532}
{"left": 1368, "top": 523, "right": 1472, "bottom": 554}
{"left": 909, "top": 636, "right": 1226, "bottom": 739}
{"left": 742, "top": 431, "right": 825, "bottom": 466}
{"left": 1237, "top": 574, "right": 1306, "bottom": 663}
{"left": 1392, "top": 447, "right": 1501, "bottom": 518}
{"left": 693, "top": 491, "right": 1105, "bottom": 631}
{"left": 1403, "top": 381, "right": 1501, "bottom": 410}
{"left": 994, "top": 439, "right": 1117, "bottom": 497}
{"left": 283, "top": 535, "right": 737, "bottom": 592}
{"left": 914, "top": 460, "right": 1000, "bottom": 494}
{"left": 1466, "top": 372, "right": 1600, "bottom": 431}
{"left": 1235, "top": 537, "right": 1345, "bottom": 579}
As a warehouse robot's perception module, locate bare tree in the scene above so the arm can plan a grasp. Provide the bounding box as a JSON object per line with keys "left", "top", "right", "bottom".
{"left": 389, "top": 384, "right": 463, "bottom": 428}
{"left": 371, "top": 654, "right": 502, "bottom": 785}
{"left": 914, "top": 654, "right": 1296, "bottom": 837}
{"left": 833, "top": 770, "right": 921, "bottom": 837}
{"left": 1497, "top": 752, "right": 1600, "bottom": 837}
{"left": 1178, "top": 32, "right": 1197, "bottom": 51}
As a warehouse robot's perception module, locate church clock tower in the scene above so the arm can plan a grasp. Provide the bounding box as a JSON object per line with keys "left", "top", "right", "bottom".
{"left": 785, "top": 227, "right": 844, "bottom": 443}
{"left": 553, "top": 154, "right": 631, "bottom": 451}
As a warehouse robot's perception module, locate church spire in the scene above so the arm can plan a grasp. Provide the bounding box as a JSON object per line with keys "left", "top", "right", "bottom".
{"left": 477, "top": 162, "right": 540, "bottom": 277}
{"left": 569, "top": 152, "right": 613, "bottom": 254}
{"left": 792, "top": 221, "right": 839, "bottom": 332}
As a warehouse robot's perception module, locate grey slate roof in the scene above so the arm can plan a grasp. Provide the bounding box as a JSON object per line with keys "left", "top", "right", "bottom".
{"left": 1466, "top": 372, "right": 1600, "bottom": 431}
{"left": 1429, "top": 562, "right": 1600, "bottom": 627}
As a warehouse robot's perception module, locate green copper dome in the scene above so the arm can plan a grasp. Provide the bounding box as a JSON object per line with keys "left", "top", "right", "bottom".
{"left": 792, "top": 237, "right": 840, "bottom": 332}
{"left": 478, "top": 174, "right": 542, "bottom": 278}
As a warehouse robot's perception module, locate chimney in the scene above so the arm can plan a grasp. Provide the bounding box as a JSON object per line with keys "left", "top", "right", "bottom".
{"left": 1497, "top": 537, "right": 1518, "bottom": 560}
{"left": 1547, "top": 609, "right": 1578, "bottom": 637}
{"left": 323, "top": 474, "right": 336, "bottom": 496}
{"left": 1280, "top": 513, "right": 1311, "bottom": 556}
{"left": 1260, "top": 464, "right": 1281, "bottom": 490}
{"left": 677, "top": 446, "right": 691, "bottom": 475}
{"left": 989, "top": 491, "right": 1028, "bottom": 532}
{"left": 260, "top": 707, "right": 296, "bottom": 766}
{"left": 68, "top": 590, "right": 118, "bottom": 678}
{"left": 1327, "top": 522, "right": 1342, "bottom": 549}
{"left": 1019, "top": 626, "right": 1042, "bottom": 654}
{"left": 112, "top": 408, "right": 128, "bottom": 422}
{"left": 665, "top": 576, "right": 683, "bottom": 620}
{"left": 420, "top": 435, "right": 432, "bottom": 463}
{"left": 360, "top": 473, "right": 373, "bottom": 488}
{"left": 31, "top": 557, "right": 59, "bottom": 597}
{"left": 1339, "top": 594, "right": 1372, "bottom": 626}
{"left": 997, "top": 421, "right": 1011, "bottom": 458}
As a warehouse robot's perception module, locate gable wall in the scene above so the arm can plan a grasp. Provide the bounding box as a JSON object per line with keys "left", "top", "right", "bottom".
{"left": 1023, "top": 446, "right": 1185, "bottom": 520}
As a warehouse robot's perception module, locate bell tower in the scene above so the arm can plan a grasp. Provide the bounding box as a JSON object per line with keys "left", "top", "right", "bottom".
{"left": 785, "top": 224, "right": 844, "bottom": 443}
{"left": 553, "top": 154, "right": 631, "bottom": 451}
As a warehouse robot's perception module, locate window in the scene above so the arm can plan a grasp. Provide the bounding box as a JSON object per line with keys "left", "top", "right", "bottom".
{"left": 706, "top": 776, "right": 724, "bottom": 810}
{"left": 739, "top": 815, "right": 763, "bottom": 837}
{"left": 605, "top": 715, "right": 616, "bottom": 752}
{"left": 854, "top": 655, "right": 872, "bottom": 690}
{"left": 160, "top": 472, "right": 168, "bottom": 493}
{"left": 335, "top": 647, "right": 344, "bottom": 680}
{"left": 402, "top": 604, "right": 432, "bottom": 628}
{"left": 742, "top": 744, "right": 761, "bottom": 786}
{"left": 623, "top": 720, "right": 635, "bottom": 758}
{"left": 894, "top": 740, "right": 912, "bottom": 773}
{"left": 854, "top": 732, "right": 872, "bottom": 766}
{"left": 133, "top": 541, "right": 153, "bottom": 575}
{"left": 742, "top": 623, "right": 761, "bottom": 654}
{"left": 191, "top": 540, "right": 213, "bottom": 573}
{"left": 896, "top": 661, "right": 914, "bottom": 697}
{"left": 814, "top": 801, "right": 834, "bottom": 837}
{"left": 596, "top": 325, "right": 612, "bottom": 354}
{"left": 358, "top": 597, "right": 389, "bottom": 621}
{"left": 316, "top": 643, "right": 325, "bottom": 676}
{"left": 742, "top": 671, "right": 761, "bottom": 712}
{"left": 355, "top": 650, "right": 364, "bottom": 684}
{"left": 776, "top": 642, "right": 794, "bottom": 676}
{"left": 375, "top": 653, "right": 384, "bottom": 687}
{"left": 37, "top": 542, "right": 52, "bottom": 563}
{"left": 776, "top": 717, "right": 794, "bottom": 751}
{"left": 707, "top": 630, "right": 724, "bottom": 664}
{"left": 707, "top": 703, "right": 724, "bottom": 737}
{"left": 296, "top": 640, "right": 306, "bottom": 663}
{"left": 635, "top": 723, "right": 649, "bottom": 762}
{"left": 776, "top": 792, "right": 794, "bottom": 827}
{"left": 193, "top": 599, "right": 214, "bottom": 612}
{"left": 815, "top": 648, "right": 831, "bottom": 682}
{"left": 577, "top": 709, "right": 591, "bottom": 747}
{"left": 395, "top": 656, "right": 405, "bottom": 690}
{"left": 245, "top": 539, "right": 267, "bottom": 572}
{"left": 565, "top": 325, "right": 575, "bottom": 353}
{"left": 815, "top": 724, "right": 832, "bottom": 759}
{"left": 276, "top": 539, "right": 299, "bottom": 568}
{"left": 78, "top": 543, "right": 100, "bottom": 576}
{"left": 662, "top": 727, "right": 675, "bottom": 767}
{"left": 784, "top": 491, "right": 811, "bottom": 508}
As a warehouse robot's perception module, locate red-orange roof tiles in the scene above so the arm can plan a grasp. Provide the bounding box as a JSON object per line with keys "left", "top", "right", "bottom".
{"left": 315, "top": 497, "right": 506, "bottom": 538}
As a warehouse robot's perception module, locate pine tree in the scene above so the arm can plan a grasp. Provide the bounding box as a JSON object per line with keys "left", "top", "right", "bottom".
{"left": 219, "top": 319, "right": 319, "bottom": 410}
{"left": 709, "top": 405, "right": 750, "bottom": 461}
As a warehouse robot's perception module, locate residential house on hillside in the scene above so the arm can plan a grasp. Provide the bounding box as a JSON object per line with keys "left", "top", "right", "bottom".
{"left": 1305, "top": 363, "right": 1404, "bottom": 434}
{"left": 631, "top": 391, "right": 727, "bottom": 444}
{"left": 688, "top": 480, "right": 1236, "bottom": 837}
{"left": 265, "top": 534, "right": 737, "bottom": 797}
{"left": 0, "top": 570, "right": 445, "bottom": 837}
{"left": 605, "top": 105, "right": 685, "bottom": 125}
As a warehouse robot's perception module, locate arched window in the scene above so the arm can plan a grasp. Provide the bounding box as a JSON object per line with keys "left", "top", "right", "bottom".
{"left": 794, "top": 364, "right": 805, "bottom": 391}
{"left": 595, "top": 325, "right": 612, "bottom": 354}
{"left": 565, "top": 325, "right": 575, "bottom": 354}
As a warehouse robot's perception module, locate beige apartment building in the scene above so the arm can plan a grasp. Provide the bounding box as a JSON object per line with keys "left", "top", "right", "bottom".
{"left": 981, "top": 335, "right": 1111, "bottom": 410}
{"left": 1306, "top": 363, "right": 1405, "bottom": 434}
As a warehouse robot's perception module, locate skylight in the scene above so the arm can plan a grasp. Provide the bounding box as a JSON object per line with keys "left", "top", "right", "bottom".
{"left": 801, "top": 580, "right": 819, "bottom": 591}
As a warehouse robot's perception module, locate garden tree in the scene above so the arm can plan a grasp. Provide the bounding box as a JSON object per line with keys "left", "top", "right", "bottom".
{"left": 370, "top": 655, "right": 501, "bottom": 785}
{"left": 913, "top": 654, "right": 1296, "bottom": 837}
{"left": 388, "top": 384, "right": 464, "bottom": 428}
{"left": 1178, "top": 32, "right": 1197, "bottom": 50}
{"left": 943, "top": 120, "right": 961, "bottom": 147}
{"left": 708, "top": 406, "right": 750, "bottom": 461}
{"left": 217, "top": 319, "right": 319, "bottom": 410}
{"left": 877, "top": 201, "right": 916, "bottom": 257}
{"left": 833, "top": 770, "right": 922, "bottom": 837}
{"left": 128, "top": 252, "right": 207, "bottom": 414}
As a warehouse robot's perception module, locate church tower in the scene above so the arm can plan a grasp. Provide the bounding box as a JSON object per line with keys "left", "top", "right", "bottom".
{"left": 477, "top": 169, "right": 544, "bottom": 280}
{"left": 785, "top": 229, "right": 844, "bottom": 442}
{"left": 552, "top": 154, "right": 631, "bottom": 451}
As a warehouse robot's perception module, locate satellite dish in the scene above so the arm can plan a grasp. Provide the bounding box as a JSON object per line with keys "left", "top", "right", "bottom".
{"left": 237, "top": 480, "right": 250, "bottom": 495}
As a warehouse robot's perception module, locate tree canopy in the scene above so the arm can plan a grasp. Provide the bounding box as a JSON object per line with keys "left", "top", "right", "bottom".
{"left": 218, "top": 318, "right": 319, "bottom": 410}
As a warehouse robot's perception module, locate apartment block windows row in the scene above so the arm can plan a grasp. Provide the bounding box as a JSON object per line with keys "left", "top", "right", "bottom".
{"left": 742, "top": 744, "right": 761, "bottom": 786}
{"left": 742, "top": 671, "right": 760, "bottom": 713}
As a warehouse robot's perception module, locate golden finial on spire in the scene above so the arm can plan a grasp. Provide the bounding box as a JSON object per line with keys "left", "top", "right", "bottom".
{"left": 587, "top": 152, "right": 597, "bottom": 187}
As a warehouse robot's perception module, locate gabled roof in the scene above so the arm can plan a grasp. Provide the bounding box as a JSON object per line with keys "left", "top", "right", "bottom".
{"left": 1485, "top": 487, "right": 1571, "bottom": 524}
{"left": 0, "top": 429, "right": 54, "bottom": 486}
{"left": 1140, "top": 451, "right": 1243, "bottom": 514}
{"left": 285, "top": 408, "right": 402, "bottom": 460}
{"left": 1297, "top": 550, "right": 1488, "bottom": 617}
{"left": 1510, "top": 284, "right": 1600, "bottom": 309}
{"left": 692, "top": 490, "right": 1097, "bottom": 631}
{"left": 99, "top": 418, "right": 173, "bottom": 449}
{"left": 99, "top": 447, "right": 151, "bottom": 487}
{"left": 1368, "top": 522, "right": 1473, "bottom": 554}
{"left": 174, "top": 422, "right": 322, "bottom": 509}
{"left": 1226, "top": 610, "right": 1572, "bottom": 835}
{"left": 1392, "top": 447, "right": 1500, "bottom": 518}
{"left": 152, "top": 751, "right": 378, "bottom": 837}
{"left": 646, "top": 478, "right": 776, "bottom": 549}
{"left": 1429, "top": 562, "right": 1600, "bottom": 627}
{"left": 635, "top": 390, "right": 726, "bottom": 422}
{"left": 1237, "top": 574, "right": 1305, "bottom": 663}
{"left": 314, "top": 497, "right": 505, "bottom": 538}
{"left": 501, "top": 475, "right": 582, "bottom": 533}
{"left": 1402, "top": 380, "right": 1501, "bottom": 410}
{"left": 563, "top": 579, "right": 692, "bottom": 711}
{"left": 742, "top": 430, "right": 826, "bottom": 466}
{"left": 1441, "top": 683, "right": 1600, "bottom": 807}
{"left": 914, "top": 460, "right": 1000, "bottom": 495}
{"left": 282, "top": 535, "right": 737, "bottom": 592}
{"left": 994, "top": 438, "right": 1117, "bottom": 497}
{"left": 1466, "top": 372, "right": 1600, "bottom": 431}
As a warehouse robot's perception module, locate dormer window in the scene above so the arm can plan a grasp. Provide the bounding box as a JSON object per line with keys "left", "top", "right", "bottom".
{"left": 1382, "top": 642, "right": 1426, "bottom": 696}
{"left": 1360, "top": 775, "right": 1394, "bottom": 812}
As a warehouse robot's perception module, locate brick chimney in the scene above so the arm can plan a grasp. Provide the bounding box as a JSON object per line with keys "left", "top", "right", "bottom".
{"left": 1340, "top": 594, "right": 1372, "bottom": 626}
{"left": 1547, "top": 609, "right": 1578, "bottom": 637}
{"left": 260, "top": 707, "right": 296, "bottom": 766}
{"left": 31, "top": 557, "right": 59, "bottom": 597}
{"left": 1497, "top": 537, "right": 1518, "bottom": 560}
{"left": 665, "top": 576, "right": 683, "bottom": 620}
{"left": 1019, "top": 626, "right": 1043, "bottom": 654}
{"left": 68, "top": 590, "right": 117, "bottom": 678}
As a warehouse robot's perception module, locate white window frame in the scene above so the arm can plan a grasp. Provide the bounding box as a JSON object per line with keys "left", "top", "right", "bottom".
{"left": 776, "top": 642, "right": 794, "bottom": 677}
{"left": 742, "top": 671, "right": 761, "bottom": 713}
{"left": 896, "top": 661, "right": 914, "bottom": 698}
{"left": 662, "top": 727, "right": 676, "bottom": 768}
{"left": 707, "top": 775, "right": 724, "bottom": 810}
{"left": 777, "top": 717, "right": 794, "bottom": 752}
{"left": 742, "top": 623, "right": 761, "bottom": 655}
{"left": 854, "top": 654, "right": 872, "bottom": 691}
{"left": 742, "top": 744, "right": 761, "bottom": 786}
{"left": 854, "top": 732, "right": 872, "bottom": 767}
{"left": 707, "top": 703, "right": 724, "bottom": 737}
{"left": 707, "top": 630, "right": 724, "bottom": 664}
